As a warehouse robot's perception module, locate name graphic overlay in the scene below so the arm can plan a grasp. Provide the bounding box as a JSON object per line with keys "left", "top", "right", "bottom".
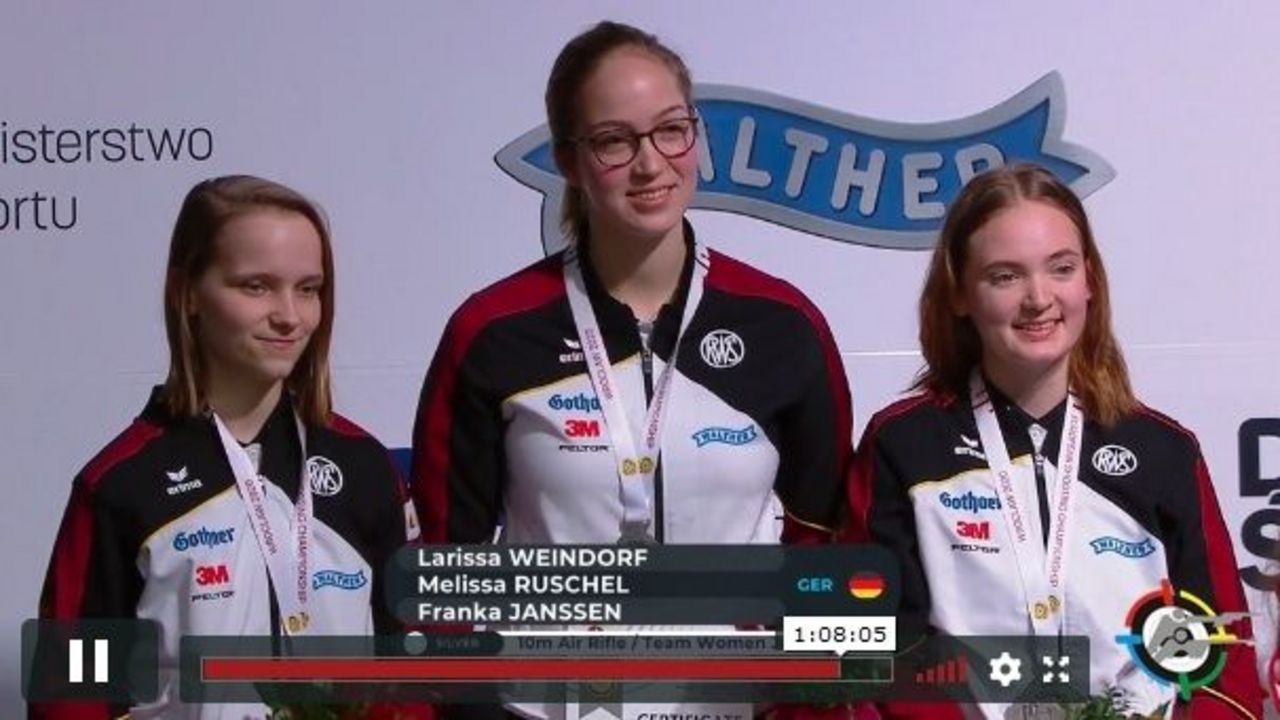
{"left": 166, "top": 546, "right": 1091, "bottom": 706}
{"left": 393, "top": 545, "right": 895, "bottom": 626}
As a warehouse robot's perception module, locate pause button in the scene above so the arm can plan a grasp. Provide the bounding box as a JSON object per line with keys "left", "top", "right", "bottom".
{"left": 22, "top": 619, "right": 159, "bottom": 704}
{"left": 67, "top": 638, "right": 111, "bottom": 684}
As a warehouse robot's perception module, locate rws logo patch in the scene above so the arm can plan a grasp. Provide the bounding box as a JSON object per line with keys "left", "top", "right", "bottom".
{"left": 497, "top": 72, "right": 1112, "bottom": 254}
{"left": 700, "top": 329, "right": 745, "bottom": 369}
{"left": 1092, "top": 445, "right": 1138, "bottom": 477}
{"left": 307, "top": 455, "right": 344, "bottom": 497}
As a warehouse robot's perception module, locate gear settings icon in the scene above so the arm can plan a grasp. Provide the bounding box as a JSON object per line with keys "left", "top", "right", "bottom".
{"left": 988, "top": 651, "right": 1023, "bottom": 687}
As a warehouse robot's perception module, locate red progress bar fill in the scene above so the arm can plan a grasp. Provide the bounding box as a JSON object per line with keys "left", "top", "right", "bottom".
{"left": 203, "top": 657, "right": 842, "bottom": 682}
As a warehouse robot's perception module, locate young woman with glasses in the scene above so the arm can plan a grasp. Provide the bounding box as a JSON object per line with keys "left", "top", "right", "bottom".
{"left": 409, "top": 19, "right": 854, "bottom": 717}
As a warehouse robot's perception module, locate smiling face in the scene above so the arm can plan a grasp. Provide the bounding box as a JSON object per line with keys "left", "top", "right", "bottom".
{"left": 559, "top": 46, "right": 698, "bottom": 248}
{"left": 190, "top": 208, "right": 325, "bottom": 398}
{"left": 955, "top": 199, "right": 1092, "bottom": 392}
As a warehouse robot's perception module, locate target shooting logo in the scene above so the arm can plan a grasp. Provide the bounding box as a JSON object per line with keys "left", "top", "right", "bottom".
{"left": 1114, "top": 579, "right": 1251, "bottom": 700}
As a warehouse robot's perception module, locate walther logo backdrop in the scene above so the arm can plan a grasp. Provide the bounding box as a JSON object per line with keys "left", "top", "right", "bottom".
{"left": 496, "top": 72, "right": 1113, "bottom": 253}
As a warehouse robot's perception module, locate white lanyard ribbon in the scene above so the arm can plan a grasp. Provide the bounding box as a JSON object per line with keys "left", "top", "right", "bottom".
{"left": 970, "top": 371, "right": 1084, "bottom": 636}
{"left": 563, "top": 241, "right": 708, "bottom": 540}
{"left": 212, "top": 411, "right": 313, "bottom": 636}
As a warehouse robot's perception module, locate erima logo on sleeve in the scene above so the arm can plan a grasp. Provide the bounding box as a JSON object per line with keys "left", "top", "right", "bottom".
{"left": 497, "top": 72, "right": 1112, "bottom": 255}
{"left": 165, "top": 466, "right": 204, "bottom": 496}
{"left": 559, "top": 337, "right": 585, "bottom": 364}
{"left": 953, "top": 434, "right": 986, "bottom": 461}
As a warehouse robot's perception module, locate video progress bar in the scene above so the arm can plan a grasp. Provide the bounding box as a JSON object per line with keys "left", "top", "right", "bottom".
{"left": 203, "top": 657, "right": 843, "bottom": 682}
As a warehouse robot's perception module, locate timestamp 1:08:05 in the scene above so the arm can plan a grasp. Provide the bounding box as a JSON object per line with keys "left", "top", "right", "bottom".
{"left": 781, "top": 616, "right": 897, "bottom": 653}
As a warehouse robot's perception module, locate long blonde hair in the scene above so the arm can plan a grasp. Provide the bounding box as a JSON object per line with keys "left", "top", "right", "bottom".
{"left": 160, "top": 175, "right": 335, "bottom": 426}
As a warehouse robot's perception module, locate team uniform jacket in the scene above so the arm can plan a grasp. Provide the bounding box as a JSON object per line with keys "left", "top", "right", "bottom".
{"left": 849, "top": 387, "right": 1262, "bottom": 719}
{"left": 410, "top": 224, "right": 852, "bottom": 547}
{"left": 33, "top": 390, "right": 415, "bottom": 720}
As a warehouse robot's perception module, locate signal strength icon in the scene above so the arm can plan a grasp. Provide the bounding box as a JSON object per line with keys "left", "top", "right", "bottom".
{"left": 914, "top": 655, "right": 969, "bottom": 685}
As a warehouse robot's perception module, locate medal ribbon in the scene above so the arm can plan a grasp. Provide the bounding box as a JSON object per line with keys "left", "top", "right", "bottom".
{"left": 212, "top": 411, "right": 313, "bottom": 635}
{"left": 563, "top": 241, "right": 708, "bottom": 538}
{"left": 970, "top": 371, "right": 1083, "bottom": 636}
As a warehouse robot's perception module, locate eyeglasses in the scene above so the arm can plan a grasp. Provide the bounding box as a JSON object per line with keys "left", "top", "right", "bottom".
{"left": 570, "top": 116, "right": 699, "bottom": 169}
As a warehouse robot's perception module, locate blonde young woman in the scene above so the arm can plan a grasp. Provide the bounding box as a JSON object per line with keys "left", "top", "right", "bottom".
{"left": 33, "top": 176, "right": 422, "bottom": 720}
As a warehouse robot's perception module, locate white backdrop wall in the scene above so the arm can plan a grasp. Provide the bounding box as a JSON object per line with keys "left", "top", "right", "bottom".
{"left": 3, "top": 2, "right": 1279, "bottom": 712}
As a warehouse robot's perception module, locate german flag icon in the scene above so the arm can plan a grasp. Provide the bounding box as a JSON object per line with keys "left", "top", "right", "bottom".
{"left": 848, "top": 573, "right": 885, "bottom": 600}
